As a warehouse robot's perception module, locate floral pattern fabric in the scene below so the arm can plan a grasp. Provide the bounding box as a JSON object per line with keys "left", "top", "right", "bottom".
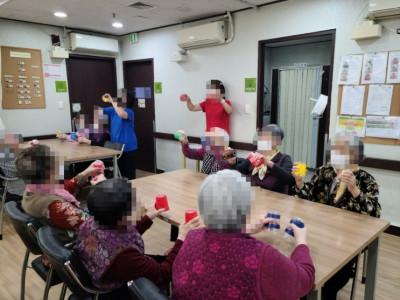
{"left": 74, "top": 217, "right": 145, "bottom": 290}
{"left": 291, "top": 164, "right": 381, "bottom": 217}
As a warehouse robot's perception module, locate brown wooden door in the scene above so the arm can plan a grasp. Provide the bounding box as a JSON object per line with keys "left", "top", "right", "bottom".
{"left": 123, "top": 59, "right": 155, "bottom": 173}
{"left": 66, "top": 55, "right": 117, "bottom": 127}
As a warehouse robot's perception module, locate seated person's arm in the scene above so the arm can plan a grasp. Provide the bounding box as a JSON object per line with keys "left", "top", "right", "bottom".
{"left": 268, "top": 155, "right": 294, "bottom": 184}
{"left": 48, "top": 200, "right": 86, "bottom": 230}
{"left": 291, "top": 165, "right": 323, "bottom": 200}
{"left": 344, "top": 171, "right": 381, "bottom": 217}
{"left": 104, "top": 239, "right": 183, "bottom": 285}
{"left": 177, "top": 131, "right": 205, "bottom": 161}
{"left": 235, "top": 158, "right": 251, "bottom": 175}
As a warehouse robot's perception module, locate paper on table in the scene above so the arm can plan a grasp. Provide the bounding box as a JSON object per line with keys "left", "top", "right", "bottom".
{"left": 361, "top": 52, "right": 388, "bottom": 84}
{"left": 366, "top": 85, "right": 393, "bottom": 116}
{"left": 366, "top": 116, "right": 400, "bottom": 139}
{"left": 340, "top": 86, "right": 365, "bottom": 116}
{"left": 386, "top": 51, "right": 400, "bottom": 84}
{"left": 336, "top": 116, "right": 366, "bottom": 137}
{"left": 338, "top": 55, "right": 363, "bottom": 85}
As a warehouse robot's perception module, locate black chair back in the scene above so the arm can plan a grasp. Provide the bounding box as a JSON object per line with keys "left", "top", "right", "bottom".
{"left": 4, "top": 201, "right": 43, "bottom": 254}
{"left": 37, "top": 226, "right": 108, "bottom": 298}
{"left": 104, "top": 141, "right": 124, "bottom": 152}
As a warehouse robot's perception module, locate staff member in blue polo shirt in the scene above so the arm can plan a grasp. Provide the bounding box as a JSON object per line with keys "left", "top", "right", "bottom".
{"left": 102, "top": 88, "right": 137, "bottom": 179}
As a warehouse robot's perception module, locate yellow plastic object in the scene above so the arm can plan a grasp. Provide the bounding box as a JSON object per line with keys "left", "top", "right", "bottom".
{"left": 294, "top": 162, "right": 307, "bottom": 178}
{"left": 102, "top": 94, "right": 109, "bottom": 102}
{"left": 56, "top": 130, "right": 61, "bottom": 138}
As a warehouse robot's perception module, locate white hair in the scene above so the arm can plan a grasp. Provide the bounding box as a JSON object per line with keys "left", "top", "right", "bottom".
{"left": 198, "top": 169, "right": 253, "bottom": 233}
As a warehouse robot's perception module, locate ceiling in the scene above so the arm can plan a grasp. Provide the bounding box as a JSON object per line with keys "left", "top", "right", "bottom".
{"left": 0, "top": 0, "right": 283, "bottom": 36}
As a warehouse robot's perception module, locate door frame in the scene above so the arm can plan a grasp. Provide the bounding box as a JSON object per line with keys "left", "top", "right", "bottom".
{"left": 257, "top": 29, "right": 336, "bottom": 166}
{"left": 122, "top": 58, "right": 156, "bottom": 173}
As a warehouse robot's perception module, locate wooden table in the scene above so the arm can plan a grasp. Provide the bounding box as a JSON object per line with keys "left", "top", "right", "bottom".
{"left": 38, "top": 139, "right": 121, "bottom": 178}
{"left": 130, "top": 169, "right": 390, "bottom": 299}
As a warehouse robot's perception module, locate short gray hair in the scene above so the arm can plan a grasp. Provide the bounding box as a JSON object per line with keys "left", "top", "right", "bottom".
{"left": 198, "top": 170, "right": 253, "bottom": 233}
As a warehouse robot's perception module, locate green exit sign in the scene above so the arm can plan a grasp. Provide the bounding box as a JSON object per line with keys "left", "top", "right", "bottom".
{"left": 131, "top": 33, "right": 138, "bottom": 43}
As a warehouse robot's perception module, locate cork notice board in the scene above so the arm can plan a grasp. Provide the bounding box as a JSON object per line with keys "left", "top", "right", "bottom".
{"left": 1, "top": 46, "right": 46, "bottom": 109}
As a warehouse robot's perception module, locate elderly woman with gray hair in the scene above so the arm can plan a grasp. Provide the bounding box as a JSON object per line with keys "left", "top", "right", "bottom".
{"left": 234, "top": 124, "right": 293, "bottom": 194}
{"left": 172, "top": 170, "right": 315, "bottom": 300}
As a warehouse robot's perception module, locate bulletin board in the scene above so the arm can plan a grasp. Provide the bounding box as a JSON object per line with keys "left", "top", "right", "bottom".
{"left": 337, "top": 53, "right": 400, "bottom": 146}
{"left": 1, "top": 46, "right": 46, "bottom": 109}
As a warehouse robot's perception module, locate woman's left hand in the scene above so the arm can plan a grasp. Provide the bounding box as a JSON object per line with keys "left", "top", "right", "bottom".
{"left": 247, "top": 215, "right": 275, "bottom": 234}
{"left": 340, "top": 170, "right": 359, "bottom": 196}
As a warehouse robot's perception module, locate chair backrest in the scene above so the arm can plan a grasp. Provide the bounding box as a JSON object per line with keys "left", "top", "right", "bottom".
{"left": 128, "top": 277, "right": 169, "bottom": 300}
{"left": 37, "top": 226, "right": 109, "bottom": 298}
{"left": 103, "top": 141, "right": 125, "bottom": 159}
{"left": 4, "top": 201, "right": 43, "bottom": 255}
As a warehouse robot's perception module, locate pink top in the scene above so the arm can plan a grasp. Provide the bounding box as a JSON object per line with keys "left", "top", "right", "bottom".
{"left": 172, "top": 228, "right": 315, "bottom": 300}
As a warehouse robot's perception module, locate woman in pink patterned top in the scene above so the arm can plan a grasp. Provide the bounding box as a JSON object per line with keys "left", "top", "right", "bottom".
{"left": 172, "top": 170, "right": 315, "bottom": 300}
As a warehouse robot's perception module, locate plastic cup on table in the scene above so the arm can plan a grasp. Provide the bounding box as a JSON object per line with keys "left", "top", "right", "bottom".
{"left": 70, "top": 132, "right": 77, "bottom": 140}
{"left": 155, "top": 194, "right": 170, "bottom": 211}
{"left": 185, "top": 209, "right": 197, "bottom": 223}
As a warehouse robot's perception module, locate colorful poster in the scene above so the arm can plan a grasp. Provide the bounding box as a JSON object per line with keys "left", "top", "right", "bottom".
{"left": 337, "top": 55, "right": 363, "bottom": 85}
{"left": 43, "top": 64, "right": 62, "bottom": 78}
{"left": 361, "top": 52, "right": 388, "bottom": 84}
{"left": 340, "top": 86, "right": 365, "bottom": 115}
{"left": 366, "top": 116, "right": 400, "bottom": 139}
{"left": 386, "top": 51, "right": 400, "bottom": 84}
{"left": 336, "top": 116, "right": 366, "bottom": 137}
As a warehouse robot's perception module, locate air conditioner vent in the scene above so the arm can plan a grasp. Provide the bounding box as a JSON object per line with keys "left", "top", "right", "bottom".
{"left": 129, "top": 2, "right": 157, "bottom": 10}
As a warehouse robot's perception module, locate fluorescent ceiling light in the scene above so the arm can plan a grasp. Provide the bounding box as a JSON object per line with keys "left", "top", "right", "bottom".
{"left": 54, "top": 12, "right": 67, "bottom": 18}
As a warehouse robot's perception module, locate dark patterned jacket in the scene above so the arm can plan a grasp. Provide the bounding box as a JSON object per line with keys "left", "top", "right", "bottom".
{"left": 290, "top": 164, "right": 381, "bottom": 218}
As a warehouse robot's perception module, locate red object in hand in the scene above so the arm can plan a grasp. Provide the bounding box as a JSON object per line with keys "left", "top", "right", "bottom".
{"left": 155, "top": 194, "right": 169, "bottom": 211}
{"left": 92, "top": 160, "right": 105, "bottom": 175}
{"left": 180, "top": 94, "right": 188, "bottom": 102}
{"left": 185, "top": 209, "right": 198, "bottom": 223}
{"left": 248, "top": 152, "right": 263, "bottom": 168}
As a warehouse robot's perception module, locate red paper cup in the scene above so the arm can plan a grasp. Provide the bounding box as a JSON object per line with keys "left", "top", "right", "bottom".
{"left": 155, "top": 194, "right": 169, "bottom": 211}
{"left": 180, "top": 94, "right": 188, "bottom": 102}
{"left": 248, "top": 152, "right": 263, "bottom": 168}
{"left": 185, "top": 209, "right": 198, "bottom": 223}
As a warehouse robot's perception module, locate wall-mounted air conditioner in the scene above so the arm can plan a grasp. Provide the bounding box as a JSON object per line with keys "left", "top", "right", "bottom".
{"left": 369, "top": 0, "right": 400, "bottom": 20}
{"left": 177, "top": 21, "right": 226, "bottom": 49}
{"left": 70, "top": 33, "right": 119, "bottom": 55}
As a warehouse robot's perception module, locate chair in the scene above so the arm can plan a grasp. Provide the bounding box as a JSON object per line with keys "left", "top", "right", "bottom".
{"left": 0, "top": 172, "right": 20, "bottom": 240}
{"left": 37, "top": 226, "right": 114, "bottom": 300}
{"left": 4, "top": 201, "right": 63, "bottom": 300}
{"left": 181, "top": 154, "right": 200, "bottom": 172}
{"left": 103, "top": 141, "right": 125, "bottom": 178}
{"left": 128, "top": 277, "right": 169, "bottom": 300}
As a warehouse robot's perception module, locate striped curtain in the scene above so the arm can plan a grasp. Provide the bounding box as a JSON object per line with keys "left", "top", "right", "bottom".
{"left": 277, "top": 66, "right": 323, "bottom": 168}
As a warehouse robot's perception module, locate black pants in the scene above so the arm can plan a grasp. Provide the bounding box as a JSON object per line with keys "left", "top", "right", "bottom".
{"left": 118, "top": 150, "right": 137, "bottom": 180}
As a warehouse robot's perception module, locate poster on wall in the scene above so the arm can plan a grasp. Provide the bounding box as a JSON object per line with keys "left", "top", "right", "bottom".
{"left": 366, "top": 84, "right": 393, "bottom": 116}
{"left": 337, "top": 55, "right": 363, "bottom": 85}
{"left": 361, "top": 52, "right": 388, "bottom": 84}
{"left": 365, "top": 116, "right": 400, "bottom": 139}
{"left": 340, "top": 85, "right": 365, "bottom": 116}
{"left": 386, "top": 51, "right": 400, "bottom": 84}
{"left": 336, "top": 116, "right": 366, "bottom": 137}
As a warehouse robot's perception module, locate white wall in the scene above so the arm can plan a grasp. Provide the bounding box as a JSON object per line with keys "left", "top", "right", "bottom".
{"left": 120, "top": 0, "right": 400, "bottom": 226}
{"left": 0, "top": 19, "right": 72, "bottom": 136}
{"left": 0, "top": 19, "right": 123, "bottom": 137}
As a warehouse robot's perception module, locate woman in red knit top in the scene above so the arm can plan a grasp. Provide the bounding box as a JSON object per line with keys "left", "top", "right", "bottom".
{"left": 172, "top": 170, "right": 315, "bottom": 300}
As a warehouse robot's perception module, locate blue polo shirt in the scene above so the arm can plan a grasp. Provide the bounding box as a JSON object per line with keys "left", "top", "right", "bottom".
{"left": 103, "top": 107, "right": 137, "bottom": 151}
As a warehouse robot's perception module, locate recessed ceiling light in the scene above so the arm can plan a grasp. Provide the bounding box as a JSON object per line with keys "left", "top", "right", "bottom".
{"left": 112, "top": 21, "right": 123, "bottom": 28}
{"left": 54, "top": 12, "right": 67, "bottom": 18}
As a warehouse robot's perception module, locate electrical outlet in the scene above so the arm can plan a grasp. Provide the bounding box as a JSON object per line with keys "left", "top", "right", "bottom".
{"left": 58, "top": 101, "right": 64, "bottom": 109}
{"left": 245, "top": 104, "right": 251, "bottom": 114}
